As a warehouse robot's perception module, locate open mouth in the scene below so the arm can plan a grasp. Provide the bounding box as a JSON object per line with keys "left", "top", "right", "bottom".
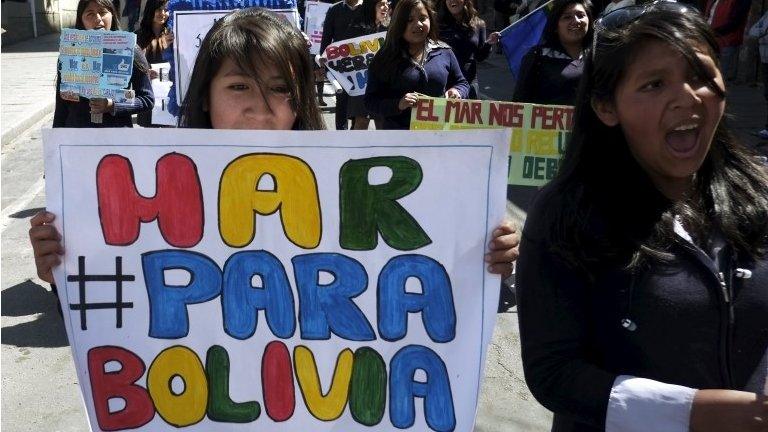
{"left": 665, "top": 122, "right": 701, "bottom": 157}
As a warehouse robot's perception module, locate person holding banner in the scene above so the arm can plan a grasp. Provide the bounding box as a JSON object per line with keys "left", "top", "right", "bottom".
{"left": 53, "top": 0, "right": 154, "bottom": 128}
{"left": 437, "top": 0, "right": 498, "bottom": 99}
{"left": 516, "top": 4, "right": 768, "bottom": 432}
{"left": 346, "top": 0, "right": 390, "bottom": 129}
{"left": 320, "top": 0, "right": 363, "bottom": 129}
{"left": 365, "top": 0, "right": 469, "bottom": 129}
{"left": 512, "top": 0, "right": 592, "bottom": 105}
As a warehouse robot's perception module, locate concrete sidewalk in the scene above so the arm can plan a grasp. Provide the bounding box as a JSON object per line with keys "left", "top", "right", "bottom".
{"left": 1, "top": 32, "right": 60, "bottom": 146}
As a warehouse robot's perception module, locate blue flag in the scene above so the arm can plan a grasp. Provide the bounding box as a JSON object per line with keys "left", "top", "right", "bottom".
{"left": 500, "top": 5, "right": 550, "bottom": 79}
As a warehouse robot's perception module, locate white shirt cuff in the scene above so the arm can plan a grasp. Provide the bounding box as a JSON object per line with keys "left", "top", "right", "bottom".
{"left": 606, "top": 375, "right": 697, "bottom": 432}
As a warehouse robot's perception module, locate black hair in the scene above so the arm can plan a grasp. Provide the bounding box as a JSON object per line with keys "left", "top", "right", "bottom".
{"left": 179, "top": 8, "right": 325, "bottom": 130}
{"left": 357, "top": 0, "right": 387, "bottom": 32}
{"left": 541, "top": 0, "right": 593, "bottom": 52}
{"left": 543, "top": 7, "right": 768, "bottom": 274}
{"left": 369, "top": 0, "right": 439, "bottom": 83}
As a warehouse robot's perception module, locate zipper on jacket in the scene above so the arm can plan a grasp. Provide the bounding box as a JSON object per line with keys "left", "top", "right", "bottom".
{"left": 717, "top": 270, "right": 735, "bottom": 388}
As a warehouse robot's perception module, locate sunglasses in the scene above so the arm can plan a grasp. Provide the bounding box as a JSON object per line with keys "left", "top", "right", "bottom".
{"left": 592, "top": 0, "right": 699, "bottom": 60}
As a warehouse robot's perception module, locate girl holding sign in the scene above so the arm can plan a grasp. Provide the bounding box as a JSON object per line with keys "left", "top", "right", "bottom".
{"left": 516, "top": 4, "right": 768, "bottom": 432}
{"left": 53, "top": 0, "right": 154, "bottom": 128}
{"left": 34, "top": 7, "right": 521, "bottom": 295}
{"left": 364, "top": 0, "right": 469, "bottom": 129}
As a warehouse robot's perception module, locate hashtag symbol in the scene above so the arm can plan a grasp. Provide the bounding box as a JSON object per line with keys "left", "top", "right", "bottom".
{"left": 67, "top": 256, "right": 135, "bottom": 331}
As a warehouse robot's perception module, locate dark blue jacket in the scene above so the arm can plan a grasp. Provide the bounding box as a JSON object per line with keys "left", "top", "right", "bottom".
{"left": 53, "top": 48, "right": 154, "bottom": 128}
{"left": 364, "top": 42, "right": 470, "bottom": 129}
{"left": 517, "top": 182, "right": 768, "bottom": 431}
{"left": 513, "top": 45, "right": 583, "bottom": 106}
{"left": 439, "top": 18, "right": 491, "bottom": 86}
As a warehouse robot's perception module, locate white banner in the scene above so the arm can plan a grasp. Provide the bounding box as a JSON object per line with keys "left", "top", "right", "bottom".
{"left": 321, "top": 31, "right": 386, "bottom": 96}
{"left": 304, "top": 0, "right": 333, "bottom": 55}
{"left": 43, "top": 128, "right": 510, "bottom": 432}
{"left": 149, "top": 63, "right": 176, "bottom": 126}
{"left": 173, "top": 9, "right": 301, "bottom": 105}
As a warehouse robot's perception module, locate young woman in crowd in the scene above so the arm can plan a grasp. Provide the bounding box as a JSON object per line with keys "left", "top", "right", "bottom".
{"left": 33, "top": 7, "right": 519, "bottom": 297}
{"left": 135, "top": 0, "right": 173, "bottom": 127}
{"left": 364, "top": 0, "right": 469, "bottom": 129}
{"left": 346, "top": 0, "right": 390, "bottom": 129}
{"left": 436, "top": 0, "right": 498, "bottom": 99}
{"left": 516, "top": 4, "right": 768, "bottom": 432}
{"left": 53, "top": 0, "right": 154, "bottom": 127}
{"left": 512, "top": 0, "right": 592, "bottom": 105}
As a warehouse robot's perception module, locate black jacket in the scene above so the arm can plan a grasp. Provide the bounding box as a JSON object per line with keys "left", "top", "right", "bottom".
{"left": 320, "top": 1, "right": 362, "bottom": 53}
{"left": 438, "top": 18, "right": 491, "bottom": 85}
{"left": 517, "top": 184, "right": 768, "bottom": 431}
{"left": 512, "top": 45, "right": 583, "bottom": 106}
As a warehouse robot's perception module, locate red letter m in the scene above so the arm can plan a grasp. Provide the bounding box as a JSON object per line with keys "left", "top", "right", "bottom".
{"left": 96, "top": 153, "right": 203, "bottom": 247}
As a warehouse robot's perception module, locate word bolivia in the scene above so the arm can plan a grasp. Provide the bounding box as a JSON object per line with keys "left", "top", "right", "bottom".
{"left": 90, "top": 152, "right": 460, "bottom": 431}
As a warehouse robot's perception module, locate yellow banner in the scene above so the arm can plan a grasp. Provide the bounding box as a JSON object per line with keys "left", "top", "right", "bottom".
{"left": 410, "top": 97, "right": 574, "bottom": 186}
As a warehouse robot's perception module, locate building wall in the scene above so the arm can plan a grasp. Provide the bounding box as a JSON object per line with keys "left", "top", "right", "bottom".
{"left": 1, "top": 0, "right": 78, "bottom": 45}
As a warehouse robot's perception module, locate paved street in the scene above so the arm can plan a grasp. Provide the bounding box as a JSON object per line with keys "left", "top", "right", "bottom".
{"left": 2, "top": 34, "right": 767, "bottom": 432}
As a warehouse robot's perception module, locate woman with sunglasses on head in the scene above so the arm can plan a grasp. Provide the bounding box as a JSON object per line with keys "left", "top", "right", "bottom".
{"left": 436, "top": 0, "right": 499, "bottom": 99}
{"left": 516, "top": 3, "right": 768, "bottom": 432}
{"left": 512, "top": 0, "right": 592, "bottom": 105}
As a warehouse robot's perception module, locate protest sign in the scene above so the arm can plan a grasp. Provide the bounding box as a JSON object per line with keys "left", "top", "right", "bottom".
{"left": 305, "top": 0, "right": 333, "bottom": 55}
{"left": 43, "top": 128, "right": 511, "bottom": 432}
{"left": 58, "top": 29, "right": 137, "bottom": 103}
{"left": 172, "top": 8, "right": 300, "bottom": 105}
{"left": 149, "top": 63, "right": 176, "bottom": 126}
{"left": 410, "top": 97, "right": 573, "bottom": 187}
{"left": 321, "top": 32, "right": 386, "bottom": 96}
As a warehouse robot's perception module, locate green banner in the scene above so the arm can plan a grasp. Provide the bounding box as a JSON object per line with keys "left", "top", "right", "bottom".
{"left": 410, "top": 97, "right": 573, "bottom": 186}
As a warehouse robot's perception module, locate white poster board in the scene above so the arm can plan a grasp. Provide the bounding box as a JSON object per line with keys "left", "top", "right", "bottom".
{"left": 43, "top": 129, "right": 510, "bottom": 432}
{"left": 304, "top": 0, "right": 333, "bottom": 55}
{"left": 173, "top": 9, "right": 301, "bottom": 105}
{"left": 320, "top": 32, "right": 386, "bottom": 96}
{"left": 149, "top": 63, "right": 176, "bottom": 126}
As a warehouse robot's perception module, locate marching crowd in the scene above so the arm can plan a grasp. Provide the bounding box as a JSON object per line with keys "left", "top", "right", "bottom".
{"left": 29, "top": 0, "right": 768, "bottom": 430}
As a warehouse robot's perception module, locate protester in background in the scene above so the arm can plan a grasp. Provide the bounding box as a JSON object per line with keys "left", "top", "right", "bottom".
{"left": 136, "top": 0, "right": 173, "bottom": 127}
{"left": 705, "top": 0, "right": 750, "bottom": 82}
{"left": 437, "top": 0, "right": 499, "bottom": 99}
{"left": 517, "top": 4, "right": 768, "bottom": 432}
{"left": 512, "top": 0, "right": 592, "bottom": 105}
{"left": 749, "top": 10, "right": 768, "bottom": 141}
{"left": 53, "top": 0, "right": 154, "bottom": 128}
{"left": 320, "top": 0, "right": 363, "bottom": 130}
{"left": 601, "top": 0, "right": 633, "bottom": 15}
{"left": 365, "top": 0, "right": 469, "bottom": 129}
{"left": 136, "top": 0, "right": 172, "bottom": 65}
{"left": 346, "top": 0, "right": 390, "bottom": 129}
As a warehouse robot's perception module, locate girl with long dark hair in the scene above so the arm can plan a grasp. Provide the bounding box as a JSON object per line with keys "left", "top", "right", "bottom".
{"left": 512, "top": 0, "right": 593, "bottom": 105}
{"left": 364, "top": 0, "right": 469, "bottom": 129}
{"left": 135, "top": 0, "right": 173, "bottom": 65}
{"left": 53, "top": 0, "right": 154, "bottom": 127}
{"left": 436, "top": 0, "right": 498, "bottom": 99}
{"left": 517, "top": 3, "right": 768, "bottom": 432}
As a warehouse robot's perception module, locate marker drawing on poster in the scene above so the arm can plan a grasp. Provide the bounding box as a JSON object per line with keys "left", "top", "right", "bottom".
{"left": 43, "top": 128, "right": 510, "bottom": 432}
{"left": 410, "top": 97, "right": 574, "bottom": 186}
{"left": 320, "top": 32, "right": 386, "bottom": 96}
{"left": 305, "top": 0, "right": 333, "bottom": 55}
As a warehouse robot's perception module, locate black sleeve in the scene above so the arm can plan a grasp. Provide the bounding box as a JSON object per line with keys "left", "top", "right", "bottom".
{"left": 53, "top": 66, "right": 68, "bottom": 128}
{"left": 476, "top": 23, "right": 492, "bottom": 64}
{"left": 320, "top": 5, "right": 337, "bottom": 54}
{"left": 512, "top": 48, "right": 538, "bottom": 102}
{"left": 516, "top": 221, "right": 617, "bottom": 428}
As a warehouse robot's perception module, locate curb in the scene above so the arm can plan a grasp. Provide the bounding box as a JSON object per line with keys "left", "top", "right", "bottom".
{"left": 1, "top": 101, "right": 55, "bottom": 146}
